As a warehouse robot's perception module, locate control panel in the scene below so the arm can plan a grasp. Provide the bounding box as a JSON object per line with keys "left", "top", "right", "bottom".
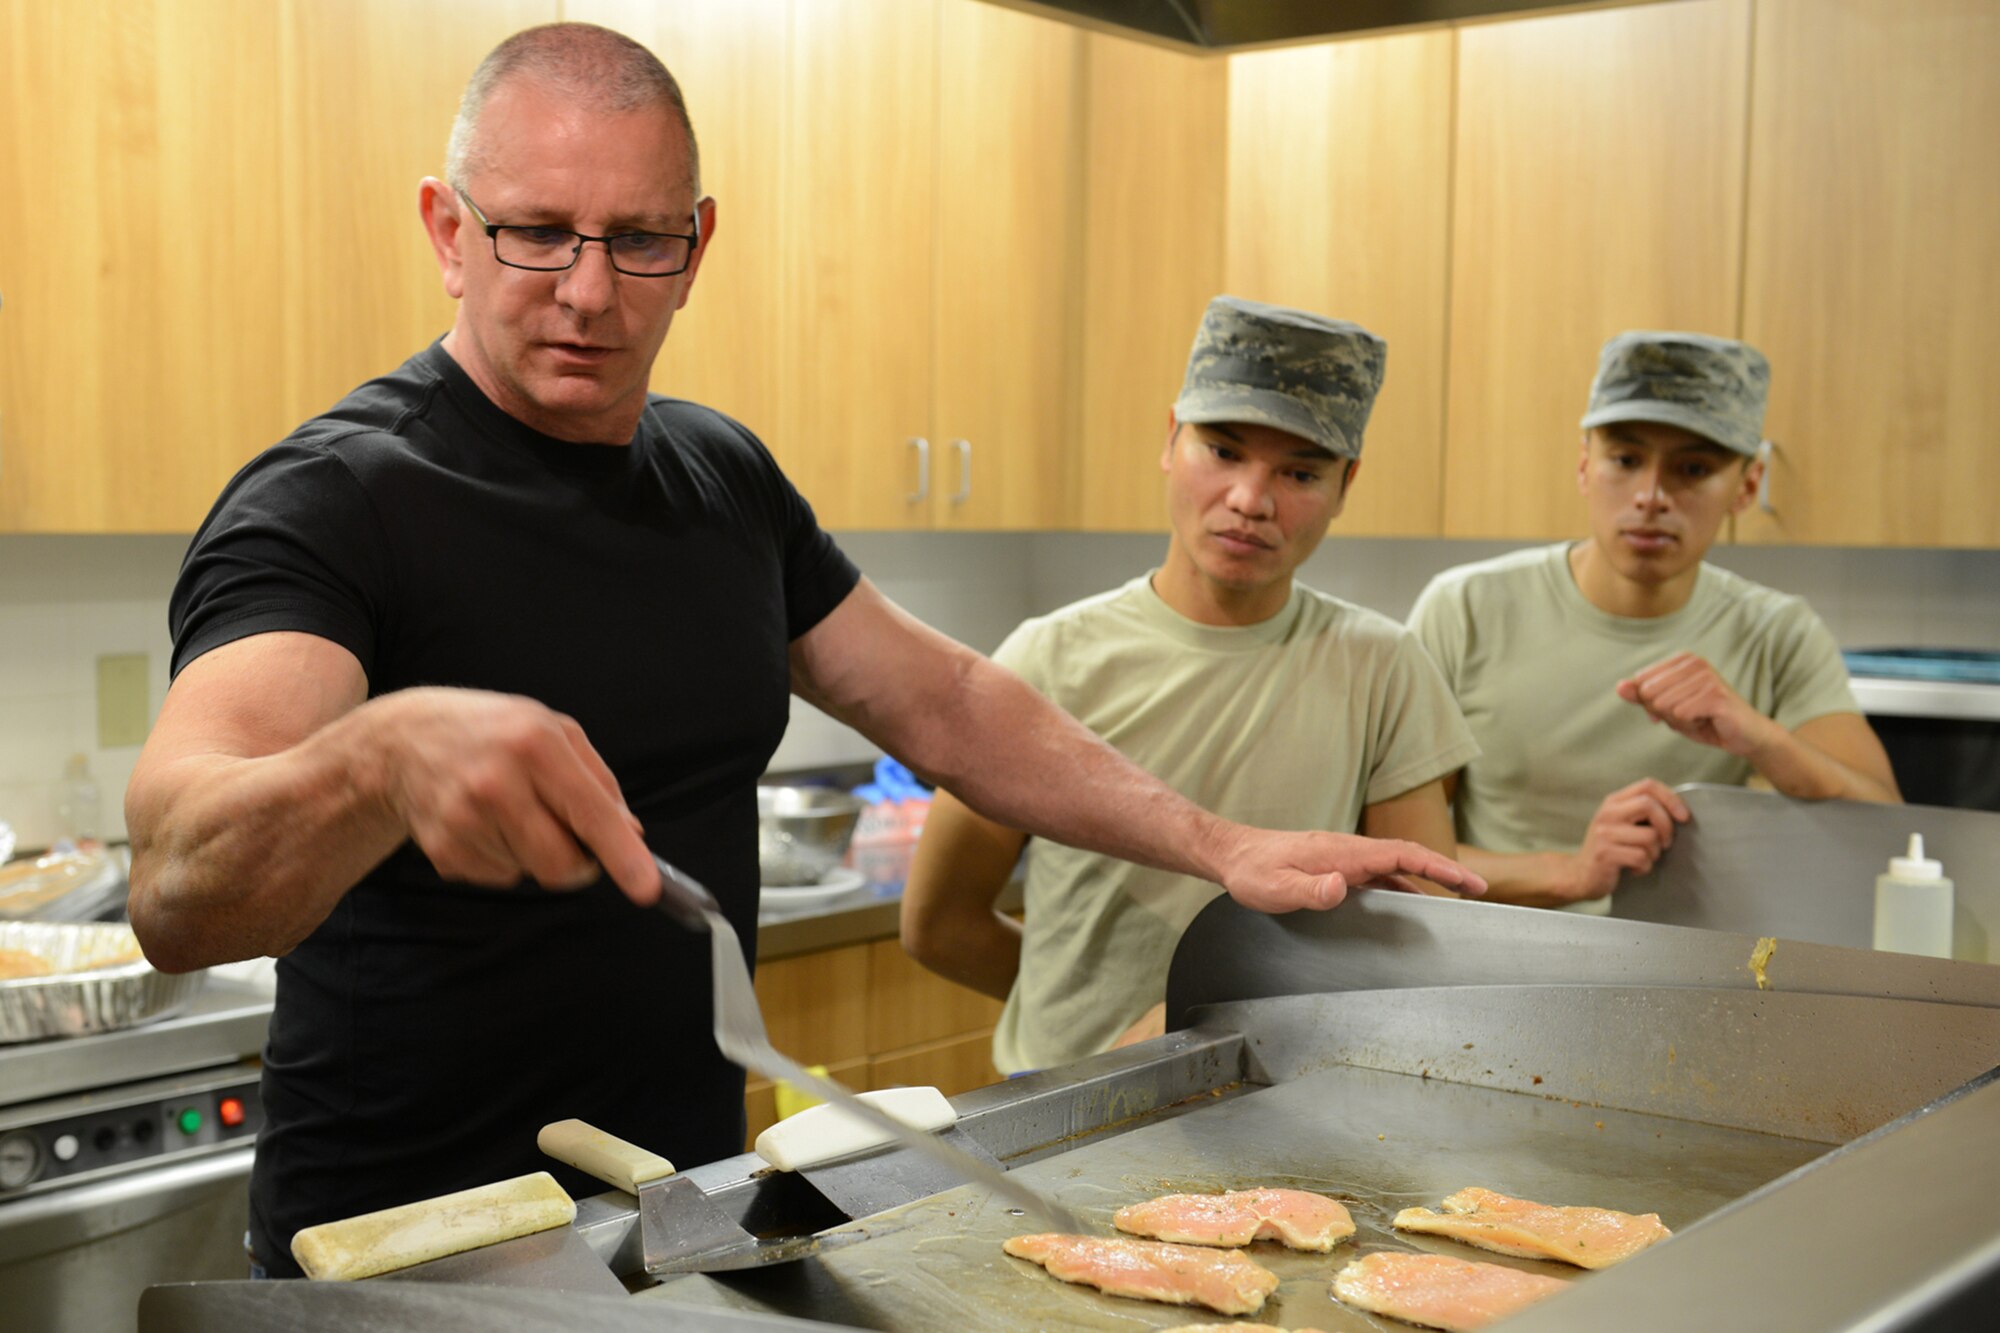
{"left": 0, "top": 1065, "right": 263, "bottom": 1200}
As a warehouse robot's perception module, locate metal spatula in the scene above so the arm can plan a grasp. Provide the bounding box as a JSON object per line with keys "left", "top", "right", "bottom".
{"left": 651, "top": 854, "right": 1085, "bottom": 1235}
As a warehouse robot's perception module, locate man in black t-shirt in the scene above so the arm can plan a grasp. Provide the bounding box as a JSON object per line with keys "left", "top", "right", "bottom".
{"left": 125, "top": 23, "right": 1485, "bottom": 1278}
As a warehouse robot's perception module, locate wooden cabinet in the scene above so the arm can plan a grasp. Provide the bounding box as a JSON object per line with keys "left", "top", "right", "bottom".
{"left": 776, "top": 0, "right": 1080, "bottom": 531}
{"left": 928, "top": 0, "right": 1083, "bottom": 530}
{"left": 572, "top": 0, "right": 790, "bottom": 448}
{"left": 9, "top": 1, "right": 1994, "bottom": 549}
{"left": 1070, "top": 35, "right": 1227, "bottom": 533}
{"left": 1736, "top": 0, "right": 2000, "bottom": 548}
{"left": 0, "top": 0, "right": 287, "bottom": 533}
{"left": 1225, "top": 31, "right": 1454, "bottom": 537}
{"left": 742, "top": 935, "right": 1003, "bottom": 1149}
{"left": 1441, "top": 0, "right": 1753, "bottom": 540}
{"left": 0, "top": 0, "right": 551, "bottom": 533}
{"left": 774, "top": 0, "right": 938, "bottom": 529}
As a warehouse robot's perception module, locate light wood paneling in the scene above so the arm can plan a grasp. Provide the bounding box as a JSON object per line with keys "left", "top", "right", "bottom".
{"left": 1443, "top": 0, "right": 1752, "bottom": 540}
{"left": 0, "top": 0, "right": 286, "bottom": 532}
{"left": 866, "top": 938, "right": 1003, "bottom": 1054}
{"left": 571, "top": 0, "right": 789, "bottom": 446}
{"left": 755, "top": 941, "right": 870, "bottom": 1064}
{"left": 869, "top": 1030, "right": 1002, "bottom": 1099}
{"left": 1073, "top": 34, "right": 1228, "bottom": 532}
{"left": 777, "top": 0, "right": 938, "bottom": 527}
{"left": 931, "top": 0, "right": 1083, "bottom": 530}
{"left": 1226, "top": 31, "right": 1455, "bottom": 537}
{"left": 278, "top": 0, "right": 553, "bottom": 443}
{"left": 1738, "top": 0, "right": 2000, "bottom": 548}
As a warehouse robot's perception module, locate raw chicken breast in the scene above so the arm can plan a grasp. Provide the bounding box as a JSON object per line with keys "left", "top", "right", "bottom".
{"left": 1392, "top": 1187, "right": 1670, "bottom": 1269}
{"left": 1002, "top": 1233, "right": 1280, "bottom": 1316}
{"left": 1332, "top": 1251, "right": 1568, "bottom": 1331}
{"left": 1115, "top": 1188, "right": 1357, "bottom": 1252}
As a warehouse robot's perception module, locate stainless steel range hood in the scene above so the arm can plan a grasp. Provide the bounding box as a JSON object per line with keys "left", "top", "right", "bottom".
{"left": 1004, "top": 0, "right": 1627, "bottom": 50}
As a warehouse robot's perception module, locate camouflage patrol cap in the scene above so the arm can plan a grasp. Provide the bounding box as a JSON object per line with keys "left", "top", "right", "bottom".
{"left": 1174, "top": 295, "right": 1387, "bottom": 459}
{"left": 1580, "top": 331, "right": 1770, "bottom": 456}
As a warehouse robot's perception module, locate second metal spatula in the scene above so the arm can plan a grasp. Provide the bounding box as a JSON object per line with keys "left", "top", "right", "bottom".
{"left": 650, "top": 853, "right": 1084, "bottom": 1235}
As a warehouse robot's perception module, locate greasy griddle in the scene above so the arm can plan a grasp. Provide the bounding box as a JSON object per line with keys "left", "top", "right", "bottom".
{"left": 642, "top": 1066, "right": 1821, "bottom": 1329}
{"left": 139, "top": 898, "right": 2000, "bottom": 1332}
{"left": 639, "top": 979, "right": 1999, "bottom": 1331}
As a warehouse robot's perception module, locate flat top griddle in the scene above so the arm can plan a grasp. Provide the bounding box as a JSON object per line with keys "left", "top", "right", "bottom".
{"left": 642, "top": 1037, "right": 1828, "bottom": 1329}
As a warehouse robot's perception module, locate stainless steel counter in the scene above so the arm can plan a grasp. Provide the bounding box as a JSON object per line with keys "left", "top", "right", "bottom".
{"left": 1851, "top": 675, "right": 2000, "bottom": 721}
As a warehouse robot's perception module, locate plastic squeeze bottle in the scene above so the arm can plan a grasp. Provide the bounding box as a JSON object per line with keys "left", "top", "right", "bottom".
{"left": 1871, "top": 834, "right": 1953, "bottom": 959}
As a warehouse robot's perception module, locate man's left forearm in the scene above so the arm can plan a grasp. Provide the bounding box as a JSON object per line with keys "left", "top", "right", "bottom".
{"left": 1744, "top": 718, "right": 1901, "bottom": 804}
{"left": 898, "top": 650, "right": 1236, "bottom": 885}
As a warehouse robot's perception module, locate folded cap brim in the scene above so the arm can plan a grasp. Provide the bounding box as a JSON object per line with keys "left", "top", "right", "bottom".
{"left": 1579, "top": 400, "right": 1761, "bottom": 456}
{"left": 1176, "top": 385, "right": 1360, "bottom": 459}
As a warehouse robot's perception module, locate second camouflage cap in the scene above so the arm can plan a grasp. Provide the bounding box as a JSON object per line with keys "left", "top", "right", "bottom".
{"left": 1580, "top": 331, "right": 1770, "bottom": 456}
{"left": 1174, "top": 295, "right": 1387, "bottom": 459}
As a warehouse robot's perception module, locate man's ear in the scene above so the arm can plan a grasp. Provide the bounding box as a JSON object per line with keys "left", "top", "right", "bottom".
{"left": 1576, "top": 429, "right": 1594, "bottom": 495}
{"left": 1161, "top": 409, "right": 1181, "bottom": 473}
{"left": 1732, "top": 453, "right": 1765, "bottom": 515}
{"left": 418, "top": 177, "right": 467, "bottom": 300}
{"left": 672, "top": 195, "right": 719, "bottom": 312}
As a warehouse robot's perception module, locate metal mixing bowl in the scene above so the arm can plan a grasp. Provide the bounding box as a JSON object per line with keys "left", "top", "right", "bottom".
{"left": 757, "top": 785, "right": 865, "bottom": 886}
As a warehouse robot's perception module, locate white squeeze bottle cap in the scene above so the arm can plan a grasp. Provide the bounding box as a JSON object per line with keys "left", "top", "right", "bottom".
{"left": 1889, "top": 834, "right": 1943, "bottom": 880}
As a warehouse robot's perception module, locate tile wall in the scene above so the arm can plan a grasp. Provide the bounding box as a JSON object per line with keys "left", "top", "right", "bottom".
{"left": 1, "top": 531, "right": 1993, "bottom": 849}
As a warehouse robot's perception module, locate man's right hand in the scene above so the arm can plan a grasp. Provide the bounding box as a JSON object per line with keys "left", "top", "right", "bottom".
{"left": 373, "top": 688, "right": 657, "bottom": 904}
{"left": 1564, "top": 778, "right": 1691, "bottom": 901}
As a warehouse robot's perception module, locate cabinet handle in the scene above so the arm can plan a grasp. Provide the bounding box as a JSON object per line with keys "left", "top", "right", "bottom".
{"left": 951, "top": 439, "right": 971, "bottom": 505}
{"left": 1756, "top": 439, "right": 1775, "bottom": 513}
{"left": 907, "top": 437, "right": 930, "bottom": 504}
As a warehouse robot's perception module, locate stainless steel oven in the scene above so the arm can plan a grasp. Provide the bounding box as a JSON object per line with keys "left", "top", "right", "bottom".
{"left": 0, "top": 979, "right": 271, "bottom": 1333}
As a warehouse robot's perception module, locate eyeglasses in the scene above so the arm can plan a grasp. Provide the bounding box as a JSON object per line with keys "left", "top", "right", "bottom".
{"left": 457, "top": 189, "right": 698, "bottom": 277}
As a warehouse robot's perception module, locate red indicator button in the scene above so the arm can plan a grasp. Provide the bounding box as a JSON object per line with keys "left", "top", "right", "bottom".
{"left": 218, "top": 1097, "right": 246, "bottom": 1129}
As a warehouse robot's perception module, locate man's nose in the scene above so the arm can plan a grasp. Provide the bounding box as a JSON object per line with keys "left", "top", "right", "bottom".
{"left": 556, "top": 241, "right": 620, "bottom": 316}
{"left": 1227, "top": 472, "right": 1277, "bottom": 518}
{"left": 1632, "top": 462, "right": 1670, "bottom": 509}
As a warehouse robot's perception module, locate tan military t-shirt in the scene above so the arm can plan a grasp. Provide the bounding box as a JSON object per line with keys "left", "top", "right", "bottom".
{"left": 1408, "top": 544, "right": 1859, "bottom": 913}
{"left": 991, "top": 575, "right": 1479, "bottom": 1074}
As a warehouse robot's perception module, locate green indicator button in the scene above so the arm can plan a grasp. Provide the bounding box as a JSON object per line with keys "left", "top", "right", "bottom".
{"left": 177, "top": 1108, "right": 203, "bottom": 1135}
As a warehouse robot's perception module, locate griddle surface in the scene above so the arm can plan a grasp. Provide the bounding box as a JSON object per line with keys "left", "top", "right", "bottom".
{"left": 639, "top": 1064, "right": 1827, "bottom": 1330}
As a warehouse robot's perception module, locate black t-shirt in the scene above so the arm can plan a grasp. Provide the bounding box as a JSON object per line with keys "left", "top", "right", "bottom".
{"left": 170, "top": 341, "right": 860, "bottom": 1275}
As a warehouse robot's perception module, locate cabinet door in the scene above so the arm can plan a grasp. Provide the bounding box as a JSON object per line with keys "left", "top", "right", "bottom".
{"left": 280, "top": 0, "right": 554, "bottom": 435}
{"left": 0, "top": 0, "right": 284, "bottom": 532}
{"left": 1737, "top": 0, "right": 2000, "bottom": 548}
{"left": 928, "top": 0, "right": 1081, "bottom": 530}
{"left": 869, "top": 1031, "right": 1001, "bottom": 1099}
{"left": 865, "top": 938, "right": 1002, "bottom": 1054}
{"left": 1071, "top": 35, "right": 1228, "bottom": 533}
{"left": 755, "top": 942, "right": 871, "bottom": 1065}
{"left": 0, "top": 0, "right": 553, "bottom": 534}
{"left": 778, "top": 0, "right": 937, "bottom": 530}
{"left": 1442, "top": 0, "right": 1752, "bottom": 540}
{"left": 1226, "top": 31, "right": 1454, "bottom": 537}
{"left": 570, "top": 0, "right": 789, "bottom": 449}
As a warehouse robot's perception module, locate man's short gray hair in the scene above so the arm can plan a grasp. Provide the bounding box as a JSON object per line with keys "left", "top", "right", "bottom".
{"left": 445, "top": 23, "right": 700, "bottom": 198}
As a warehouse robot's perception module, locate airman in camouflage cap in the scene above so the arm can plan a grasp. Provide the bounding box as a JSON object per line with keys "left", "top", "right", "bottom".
{"left": 1580, "top": 331, "right": 1770, "bottom": 457}
{"left": 1175, "top": 296, "right": 1387, "bottom": 459}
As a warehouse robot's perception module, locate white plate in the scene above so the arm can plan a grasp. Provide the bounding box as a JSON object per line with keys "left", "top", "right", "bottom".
{"left": 760, "top": 867, "right": 868, "bottom": 906}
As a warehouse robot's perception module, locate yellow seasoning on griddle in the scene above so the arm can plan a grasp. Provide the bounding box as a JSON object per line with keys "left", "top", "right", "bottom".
{"left": 1749, "top": 936, "right": 1777, "bottom": 990}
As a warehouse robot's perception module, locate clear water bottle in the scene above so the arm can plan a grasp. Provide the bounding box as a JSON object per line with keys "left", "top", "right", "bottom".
{"left": 52, "top": 753, "right": 102, "bottom": 844}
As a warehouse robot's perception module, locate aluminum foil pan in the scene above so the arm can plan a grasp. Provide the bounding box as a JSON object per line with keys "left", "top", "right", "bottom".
{"left": 0, "top": 920, "right": 206, "bottom": 1043}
